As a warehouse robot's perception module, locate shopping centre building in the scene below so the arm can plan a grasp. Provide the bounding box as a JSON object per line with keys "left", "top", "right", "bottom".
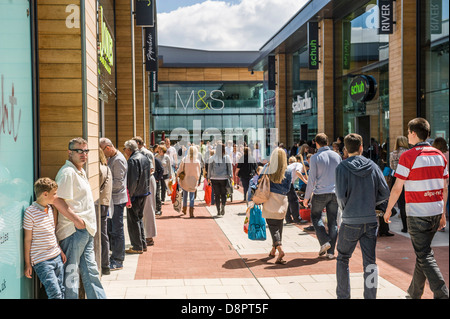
{"left": 0, "top": 0, "right": 448, "bottom": 298}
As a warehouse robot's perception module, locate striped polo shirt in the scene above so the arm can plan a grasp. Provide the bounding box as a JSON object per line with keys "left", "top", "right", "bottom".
{"left": 23, "top": 202, "right": 61, "bottom": 266}
{"left": 395, "top": 142, "right": 449, "bottom": 217}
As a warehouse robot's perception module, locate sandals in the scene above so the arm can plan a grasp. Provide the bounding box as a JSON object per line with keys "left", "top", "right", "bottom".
{"left": 275, "top": 252, "right": 286, "bottom": 265}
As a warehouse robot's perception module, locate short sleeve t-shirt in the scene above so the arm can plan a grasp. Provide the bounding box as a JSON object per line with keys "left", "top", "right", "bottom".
{"left": 23, "top": 202, "right": 61, "bottom": 266}
{"left": 394, "top": 142, "right": 449, "bottom": 217}
{"left": 55, "top": 160, "right": 97, "bottom": 241}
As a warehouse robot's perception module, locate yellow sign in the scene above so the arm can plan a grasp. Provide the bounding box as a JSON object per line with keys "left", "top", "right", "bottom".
{"left": 99, "top": 6, "right": 113, "bottom": 75}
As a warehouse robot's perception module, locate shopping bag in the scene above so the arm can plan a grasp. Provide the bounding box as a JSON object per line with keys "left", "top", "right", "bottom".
{"left": 248, "top": 205, "right": 266, "bottom": 241}
{"left": 243, "top": 206, "right": 251, "bottom": 234}
{"left": 171, "top": 180, "right": 178, "bottom": 203}
{"left": 173, "top": 184, "right": 183, "bottom": 213}
{"left": 204, "top": 184, "right": 212, "bottom": 206}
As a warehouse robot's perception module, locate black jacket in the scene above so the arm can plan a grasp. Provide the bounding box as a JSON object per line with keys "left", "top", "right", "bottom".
{"left": 153, "top": 157, "right": 164, "bottom": 181}
{"left": 127, "top": 151, "right": 151, "bottom": 200}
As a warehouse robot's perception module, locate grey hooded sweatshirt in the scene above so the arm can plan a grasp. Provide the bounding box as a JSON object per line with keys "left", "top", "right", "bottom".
{"left": 335, "top": 155, "right": 390, "bottom": 225}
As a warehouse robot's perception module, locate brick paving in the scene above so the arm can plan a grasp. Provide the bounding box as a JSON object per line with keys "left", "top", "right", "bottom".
{"left": 101, "top": 185, "right": 449, "bottom": 299}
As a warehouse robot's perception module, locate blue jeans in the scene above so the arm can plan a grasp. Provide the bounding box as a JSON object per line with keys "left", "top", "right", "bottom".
{"left": 183, "top": 190, "right": 195, "bottom": 207}
{"left": 59, "top": 228, "right": 106, "bottom": 299}
{"left": 336, "top": 222, "right": 378, "bottom": 299}
{"left": 407, "top": 215, "right": 449, "bottom": 299}
{"left": 109, "top": 203, "right": 126, "bottom": 265}
{"left": 33, "top": 255, "right": 65, "bottom": 299}
{"left": 310, "top": 193, "right": 338, "bottom": 254}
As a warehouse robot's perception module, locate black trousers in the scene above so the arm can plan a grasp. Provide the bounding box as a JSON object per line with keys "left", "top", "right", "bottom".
{"left": 211, "top": 179, "right": 227, "bottom": 212}
{"left": 127, "top": 196, "right": 147, "bottom": 251}
{"left": 286, "top": 185, "right": 301, "bottom": 222}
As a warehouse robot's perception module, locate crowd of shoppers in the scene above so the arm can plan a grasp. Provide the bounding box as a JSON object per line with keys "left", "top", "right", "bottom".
{"left": 23, "top": 116, "right": 448, "bottom": 299}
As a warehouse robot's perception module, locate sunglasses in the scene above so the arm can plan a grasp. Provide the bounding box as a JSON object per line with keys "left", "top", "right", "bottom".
{"left": 70, "top": 149, "right": 90, "bottom": 154}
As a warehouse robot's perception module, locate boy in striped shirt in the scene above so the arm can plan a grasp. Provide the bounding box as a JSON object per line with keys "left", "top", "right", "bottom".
{"left": 24, "top": 178, "right": 66, "bottom": 299}
{"left": 384, "top": 118, "right": 449, "bottom": 299}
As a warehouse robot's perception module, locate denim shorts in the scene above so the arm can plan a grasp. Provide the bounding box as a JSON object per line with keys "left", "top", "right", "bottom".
{"left": 33, "top": 254, "right": 65, "bottom": 299}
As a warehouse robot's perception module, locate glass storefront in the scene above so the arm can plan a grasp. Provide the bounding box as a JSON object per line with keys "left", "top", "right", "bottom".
{"left": 334, "top": 0, "right": 390, "bottom": 151}
{"left": 0, "top": 0, "right": 35, "bottom": 299}
{"left": 419, "top": 0, "right": 449, "bottom": 142}
{"left": 152, "top": 82, "right": 265, "bottom": 142}
{"left": 291, "top": 45, "right": 318, "bottom": 142}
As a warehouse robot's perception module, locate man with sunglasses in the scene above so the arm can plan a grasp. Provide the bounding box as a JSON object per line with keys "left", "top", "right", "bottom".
{"left": 53, "top": 137, "right": 106, "bottom": 299}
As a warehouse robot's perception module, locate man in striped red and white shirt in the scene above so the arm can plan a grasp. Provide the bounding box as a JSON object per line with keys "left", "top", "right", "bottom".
{"left": 384, "top": 118, "right": 449, "bottom": 299}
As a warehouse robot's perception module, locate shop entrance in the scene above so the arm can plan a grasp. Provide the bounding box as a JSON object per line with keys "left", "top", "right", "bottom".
{"left": 355, "top": 115, "right": 371, "bottom": 149}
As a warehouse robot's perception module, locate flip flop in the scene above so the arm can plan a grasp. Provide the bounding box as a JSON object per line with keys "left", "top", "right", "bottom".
{"left": 275, "top": 258, "right": 287, "bottom": 265}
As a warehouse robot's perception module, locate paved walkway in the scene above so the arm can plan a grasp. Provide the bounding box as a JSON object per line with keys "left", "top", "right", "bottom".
{"left": 101, "top": 184, "right": 449, "bottom": 299}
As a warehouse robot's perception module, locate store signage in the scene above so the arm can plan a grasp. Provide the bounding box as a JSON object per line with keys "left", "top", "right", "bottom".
{"left": 175, "top": 90, "right": 225, "bottom": 111}
{"left": 268, "top": 56, "right": 276, "bottom": 90}
{"left": 144, "top": 26, "right": 158, "bottom": 72}
{"left": 150, "top": 71, "right": 158, "bottom": 92}
{"left": 308, "top": 22, "right": 319, "bottom": 70}
{"left": 292, "top": 91, "right": 313, "bottom": 113}
{"left": 378, "top": 0, "right": 394, "bottom": 34}
{"left": 342, "top": 21, "right": 351, "bottom": 70}
{"left": 430, "top": 0, "right": 442, "bottom": 34}
{"left": 99, "top": 6, "right": 114, "bottom": 75}
{"left": 349, "top": 75, "right": 377, "bottom": 102}
{"left": 135, "top": 0, "right": 155, "bottom": 27}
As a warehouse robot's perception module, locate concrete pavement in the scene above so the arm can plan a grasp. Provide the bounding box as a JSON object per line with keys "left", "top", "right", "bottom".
{"left": 101, "top": 184, "right": 449, "bottom": 299}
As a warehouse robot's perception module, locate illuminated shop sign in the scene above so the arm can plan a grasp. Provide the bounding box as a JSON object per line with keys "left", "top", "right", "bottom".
{"left": 175, "top": 90, "right": 225, "bottom": 111}
{"left": 136, "top": 0, "right": 155, "bottom": 27}
{"left": 308, "top": 22, "right": 319, "bottom": 70}
{"left": 292, "top": 91, "right": 314, "bottom": 113}
{"left": 349, "top": 75, "right": 377, "bottom": 102}
{"left": 99, "top": 6, "right": 114, "bottom": 75}
{"left": 378, "top": 0, "right": 394, "bottom": 34}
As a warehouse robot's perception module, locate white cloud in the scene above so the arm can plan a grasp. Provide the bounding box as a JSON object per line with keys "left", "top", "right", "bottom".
{"left": 157, "top": 0, "right": 308, "bottom": 51}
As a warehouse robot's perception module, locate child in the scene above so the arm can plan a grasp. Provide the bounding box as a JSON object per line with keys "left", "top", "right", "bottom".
{"left": 24, "top": 177, "right": 66, "bottom": 299}
{"left": 247, "top": 165, "right": 264, "bottom": 202}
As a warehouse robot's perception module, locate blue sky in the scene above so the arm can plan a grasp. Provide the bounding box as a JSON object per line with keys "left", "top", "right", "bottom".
{"left": 156, "top": 0, "right": 308, "bottom": 50}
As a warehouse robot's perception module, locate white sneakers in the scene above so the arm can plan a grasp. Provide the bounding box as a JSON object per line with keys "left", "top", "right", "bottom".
{"left": 319, "top": 242, "right": 331, "bottom": 256}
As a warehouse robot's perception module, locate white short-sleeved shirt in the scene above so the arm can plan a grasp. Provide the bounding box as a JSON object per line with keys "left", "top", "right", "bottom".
{"left": 287, "top": 162, "right": 304, "bottom": 185}
{"left": 55, "top": 160, "right": 97, "bottom": 241}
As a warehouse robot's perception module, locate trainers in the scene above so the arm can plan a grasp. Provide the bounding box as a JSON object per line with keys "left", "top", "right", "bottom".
{"left": 319, "top": 242, "right": 331, "bottom": 256}
{"left": 102, "top": 267, "right": 110, "bottom": 275}
{"left": 326, "top": 253, "right": 335, "bottom": 260}
{"left": 109, "top": 261, "right": 123, "bottom": 271}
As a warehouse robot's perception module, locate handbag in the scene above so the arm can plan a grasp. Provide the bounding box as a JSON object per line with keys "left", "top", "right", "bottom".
{"left": 248, "top": 205, "right": 266, "bottom": 241}
{"left": 262, "top": 192, "right": 289, "bottom": 220}
{"left": 252, "top": 165, "right": 271, "bottom": 204}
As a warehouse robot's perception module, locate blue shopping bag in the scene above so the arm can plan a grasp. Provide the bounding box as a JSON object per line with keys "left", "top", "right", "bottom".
{"left": 248, "top": 205, "right": 266, "bottom": 241}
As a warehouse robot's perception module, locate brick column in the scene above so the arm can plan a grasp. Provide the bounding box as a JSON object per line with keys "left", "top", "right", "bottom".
{"left": 389, "top": 0, "right": 417, "bottom": 152}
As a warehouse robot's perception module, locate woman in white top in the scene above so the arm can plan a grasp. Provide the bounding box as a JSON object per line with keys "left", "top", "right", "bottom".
{"left": 178, "top": 146, "right": 202, "bottom": 218}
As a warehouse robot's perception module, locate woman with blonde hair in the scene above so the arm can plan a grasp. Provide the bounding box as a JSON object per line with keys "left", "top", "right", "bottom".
{"left": 178, "top": 146, "right": 202, "bottom": 218}
{"left": 257, "top": 147, "right": 291, "bottom": 264}
{"left": 389, "top": 136, "right": 410, "bottom": 233}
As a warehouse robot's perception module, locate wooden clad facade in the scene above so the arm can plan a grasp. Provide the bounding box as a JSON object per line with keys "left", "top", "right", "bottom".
{"left": 37, "top": 0, "right": 99, "bottom": 200}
